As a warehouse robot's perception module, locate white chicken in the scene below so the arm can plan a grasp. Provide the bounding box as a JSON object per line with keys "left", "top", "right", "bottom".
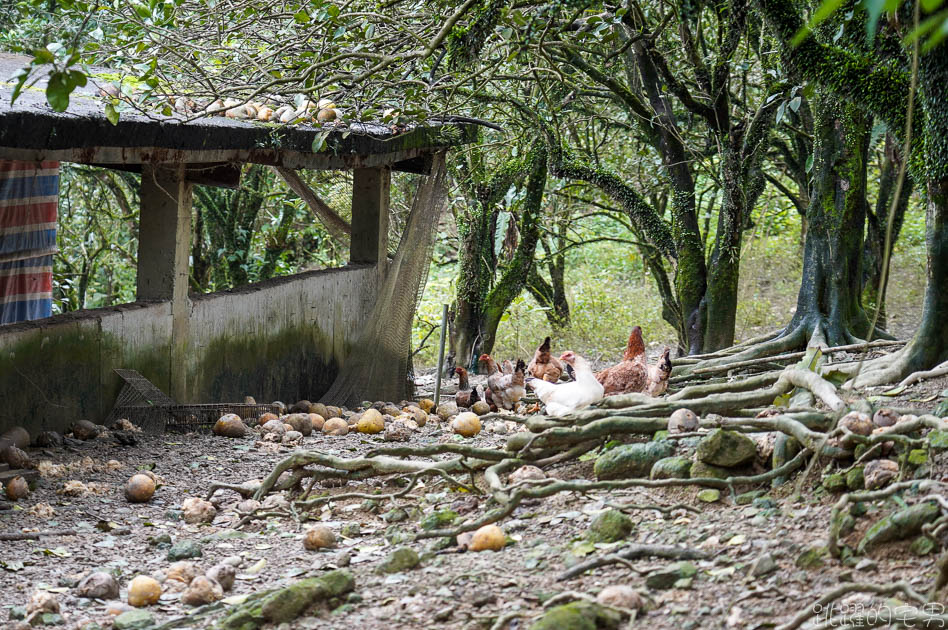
{"left": 527, "top": 351, "right": 604, "bottom": 417}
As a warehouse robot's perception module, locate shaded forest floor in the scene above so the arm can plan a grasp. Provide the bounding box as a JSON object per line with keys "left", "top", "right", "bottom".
{"left": 2, "top": 365, "right": 947, "bottom": 630}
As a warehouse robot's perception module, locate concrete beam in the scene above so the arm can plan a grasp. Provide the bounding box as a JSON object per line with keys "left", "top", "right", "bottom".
{"left": 349, "top": 167, "right": 390, "bottom": 266}
{"left": 137, "top": 163, "right": 192, "bottom": 400}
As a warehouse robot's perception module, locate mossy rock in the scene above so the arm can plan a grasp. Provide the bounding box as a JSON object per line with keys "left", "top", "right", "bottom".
{"left": 690, "top": 460, "right": 731, "bottom": 480}
{"left": 696, "top": 429, "right": 756, "bottom": 467}
{"left": 420, "top": 509, "right": 458, "bottom": 530}
{"left": 653, "top": 430, "right": 670, "bottom": 441}
{"left": 822, "top": 473, "right": 847, "bottom": 493}
{"left": 587, "top": 509, "right": 633, "bottom": 543}
{"left": 378, "top": 547, "right": 420, "bottom": 573}
{"left": 697, "top": 489, "right": 720, "bottom": 503}
{"left": 650, "top": 456, "right": 692, "bottom": 480}
{"left": 213, "top": 570, "right": 354, "bottom": 629}
{"left": 846, "top": 467, "right": 865, "bottom": 491}
{"left": 735, "top": 490, "right": 766, "bottom": 505}
{"left": 838, "top": 514, "right": 857, "bottom": 537}
{"left": 114, "top": 610, "right": 154, "bottom": 630}
{"left": 644, "top": 561, "right": 698, "bottom": 589}
{"left": 167, "top": 540, "right": 202, "bottom": 561}
{"left": 530, "top": 601, "right": 623, "bottom": 630}
{"left": 795, "top": 546, "right": 826, "bottom": 569}
{"left": 260, "top": 572, "right": 354, "bottom": 623}
{"left": 858, "top": 502, "right": 940, "bottom": 554}
{"left": 384, "top": 525, "right": 411, "bottom": 545}
{"left": 594, "top": 441, "right": 674, "bottom": 480}
{"left": 911, "top": 535, "right": 936, "bottom": 556}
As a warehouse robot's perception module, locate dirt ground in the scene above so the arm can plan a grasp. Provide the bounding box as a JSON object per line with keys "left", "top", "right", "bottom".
{"left": 2, "top": 369, "right": 947, "bottom": 630}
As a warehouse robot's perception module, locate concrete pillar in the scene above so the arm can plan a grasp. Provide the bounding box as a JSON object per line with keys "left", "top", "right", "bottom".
{"left": 349, "top": 167, "right": 390, "bottom": 265}
{"left": 138, "top": 163, "right": 192, "bottom": 401}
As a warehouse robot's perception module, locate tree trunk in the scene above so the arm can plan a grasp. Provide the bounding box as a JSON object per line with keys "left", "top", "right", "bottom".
{"left": 701, "top": 143, "right": 746, "bottom": 351}
{"left": 527, "top": 232, "right": 570, "bottom": 331}
{"left": 633, "top": 42, "right": 707, "bottom": 353}
{"left": 852, "top": 46, "right": 948, "bottom": 384}
{"left": 862, "top": 133, "right": 912, "bottom": 327}
{"left": 447, "top": 147, "right": 543, "bottom": 372}
{"left": 782, "top": 97, "right": 877, "bottom": 347}
{"left": 481, "top": 153, "right": 547, "bottom": 356}
{"left": 448, "top": 202, "right": 492, "bottom": 371}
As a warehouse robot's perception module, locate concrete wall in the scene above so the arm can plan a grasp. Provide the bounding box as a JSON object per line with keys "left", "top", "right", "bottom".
{"left": 0, "top": 264, "right": 377, "bottom": 435}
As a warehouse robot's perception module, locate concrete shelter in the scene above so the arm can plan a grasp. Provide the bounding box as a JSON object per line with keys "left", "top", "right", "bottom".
{"left": 0, "top": 53, "right": 475, "bottom": 434}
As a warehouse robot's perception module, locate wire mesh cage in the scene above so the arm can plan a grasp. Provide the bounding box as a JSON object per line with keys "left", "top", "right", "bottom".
{"left": 105, "top": 369, "right": 276, "bottom": 433}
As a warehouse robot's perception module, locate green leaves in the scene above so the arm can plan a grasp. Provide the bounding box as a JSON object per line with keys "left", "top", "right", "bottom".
{"left": 45, "top": 69, "right": 87, "bottom": 112}
{"left": 105, "top": 102, "right": 120, "bottom": 125}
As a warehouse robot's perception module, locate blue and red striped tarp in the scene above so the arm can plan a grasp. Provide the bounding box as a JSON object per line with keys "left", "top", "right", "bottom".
{"left": 0, "top": 160, "right": 59, "bottom": 324}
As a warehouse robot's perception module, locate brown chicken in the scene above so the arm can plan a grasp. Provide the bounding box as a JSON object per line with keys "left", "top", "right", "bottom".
{"left": 596, "top": 327, "right": 672, "bottom": 397}
{"left": 526, "top": 336, "right": 564, "bottom": 383}
{"left": 454, "top": 367, "right": 480, "bottom": 408}
{"left": 480, "top": 354, "right": 526, "bottom": 410}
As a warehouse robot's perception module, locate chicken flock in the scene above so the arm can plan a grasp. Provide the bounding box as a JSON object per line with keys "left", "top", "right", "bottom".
{"left": 459, "top": 328, "right": 672, "bottom": 418}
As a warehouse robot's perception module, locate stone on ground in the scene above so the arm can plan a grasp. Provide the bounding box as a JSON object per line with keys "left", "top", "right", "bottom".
{"left": 696, "top": 429, "right": 756, "bottom": 467}
{"left": 594, "top": 441, "right": 674, "bottom": 480}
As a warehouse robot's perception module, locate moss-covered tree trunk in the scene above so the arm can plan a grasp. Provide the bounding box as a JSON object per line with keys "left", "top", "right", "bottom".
{"left": 447, "top": 146, "right": 544, "bottom": 371}
{"left": 701, "top": 145, "right": 748, "bottom": 351}
{"left": 769, "top": 98, "right": 879, "bottom": 349}
{"left": 853, "top": 46, "right": 948, "bottom": 384}
{"left": 632, "top": 41, "right": 707, "bottom": 353}
{"left": 752, "top": 0, "right": 948, "bottom": 384}
{"left": 450, "top": 198, "right": 493, "bottom": 370}
{"left": 481, "top": 154, "right": 547, "bottom": 354}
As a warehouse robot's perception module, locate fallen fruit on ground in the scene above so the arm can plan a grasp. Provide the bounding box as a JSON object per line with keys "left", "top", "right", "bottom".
{"left": 323, "top": 417, "right": 349, "bottom": 435}
{"left": 127, "top": 576, "right": 161, "bottom": 607}
{"left": 452, "top": 412, "right": 481, "bottom": 437}
{"left": 468, "top": 524, "right": 505, "bottom": 551}
{"left": 124, "top": 474, "right": 156, "bottom": 503}
{"left": 303, "top": 525, "right": 337, "bottom": 550}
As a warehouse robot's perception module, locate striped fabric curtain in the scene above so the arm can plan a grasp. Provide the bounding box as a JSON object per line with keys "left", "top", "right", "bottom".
{"left": 0, "top": 160, "right": 59, "bottom": 324}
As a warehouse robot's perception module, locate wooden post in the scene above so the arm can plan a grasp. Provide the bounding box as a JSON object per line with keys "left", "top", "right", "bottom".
{"left": 349, "top": 167, "right": 390, "bottom": 266}
{"left": 434, "top": 304, "right": 449, "bottom": 405}
{"left": 138, "top": 163, "right": 192, "bottom": 401}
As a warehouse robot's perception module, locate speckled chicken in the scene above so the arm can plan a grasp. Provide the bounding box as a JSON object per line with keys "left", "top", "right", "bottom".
{"left": 596, "top": 327, "right": 672, "bottom": 397}
{"left": 526, "top": 336, "right": 564, "bottom": 383}
{"left": 480, "top": 354, "right": 526, "bottom": 410}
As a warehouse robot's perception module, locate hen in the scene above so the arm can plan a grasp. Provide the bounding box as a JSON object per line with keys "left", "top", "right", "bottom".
{"left": 645, "top": 347, "right": 673, "bottom": 396}
{"left": 526, "top": 336, "right": 564, "bottom": 383}
{"left": 527, "top": 351, "right": 604, "bottom": 417}
{"left": 480, "top": 355, "right": 526, "bottom": 410}
{"left": 596, "top": 326, "right": 672, "bottom": 396}
{"left": 454, "top": 367, "right": 480, "bottom": 408}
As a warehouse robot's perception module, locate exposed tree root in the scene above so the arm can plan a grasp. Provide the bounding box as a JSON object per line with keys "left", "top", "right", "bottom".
{"left": 418, "top": 450, "right": 810, "bottom": 541}
{"left": 557, "top": 543, "right": 711, "bottom": 581}
{"left": 671, "top": 321, "right": 902, "bottom": 383}
{"left": 838, "top": 337, "right": 948, "bottom": 388}
{"left": 827, "top": 479, "right": 948, "bottom": 558}
{"left": 899, "top": 359, "right": 948, "bottom": 388}
{"left": 776, "top": 581, "right": 928, "bottom": 630}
